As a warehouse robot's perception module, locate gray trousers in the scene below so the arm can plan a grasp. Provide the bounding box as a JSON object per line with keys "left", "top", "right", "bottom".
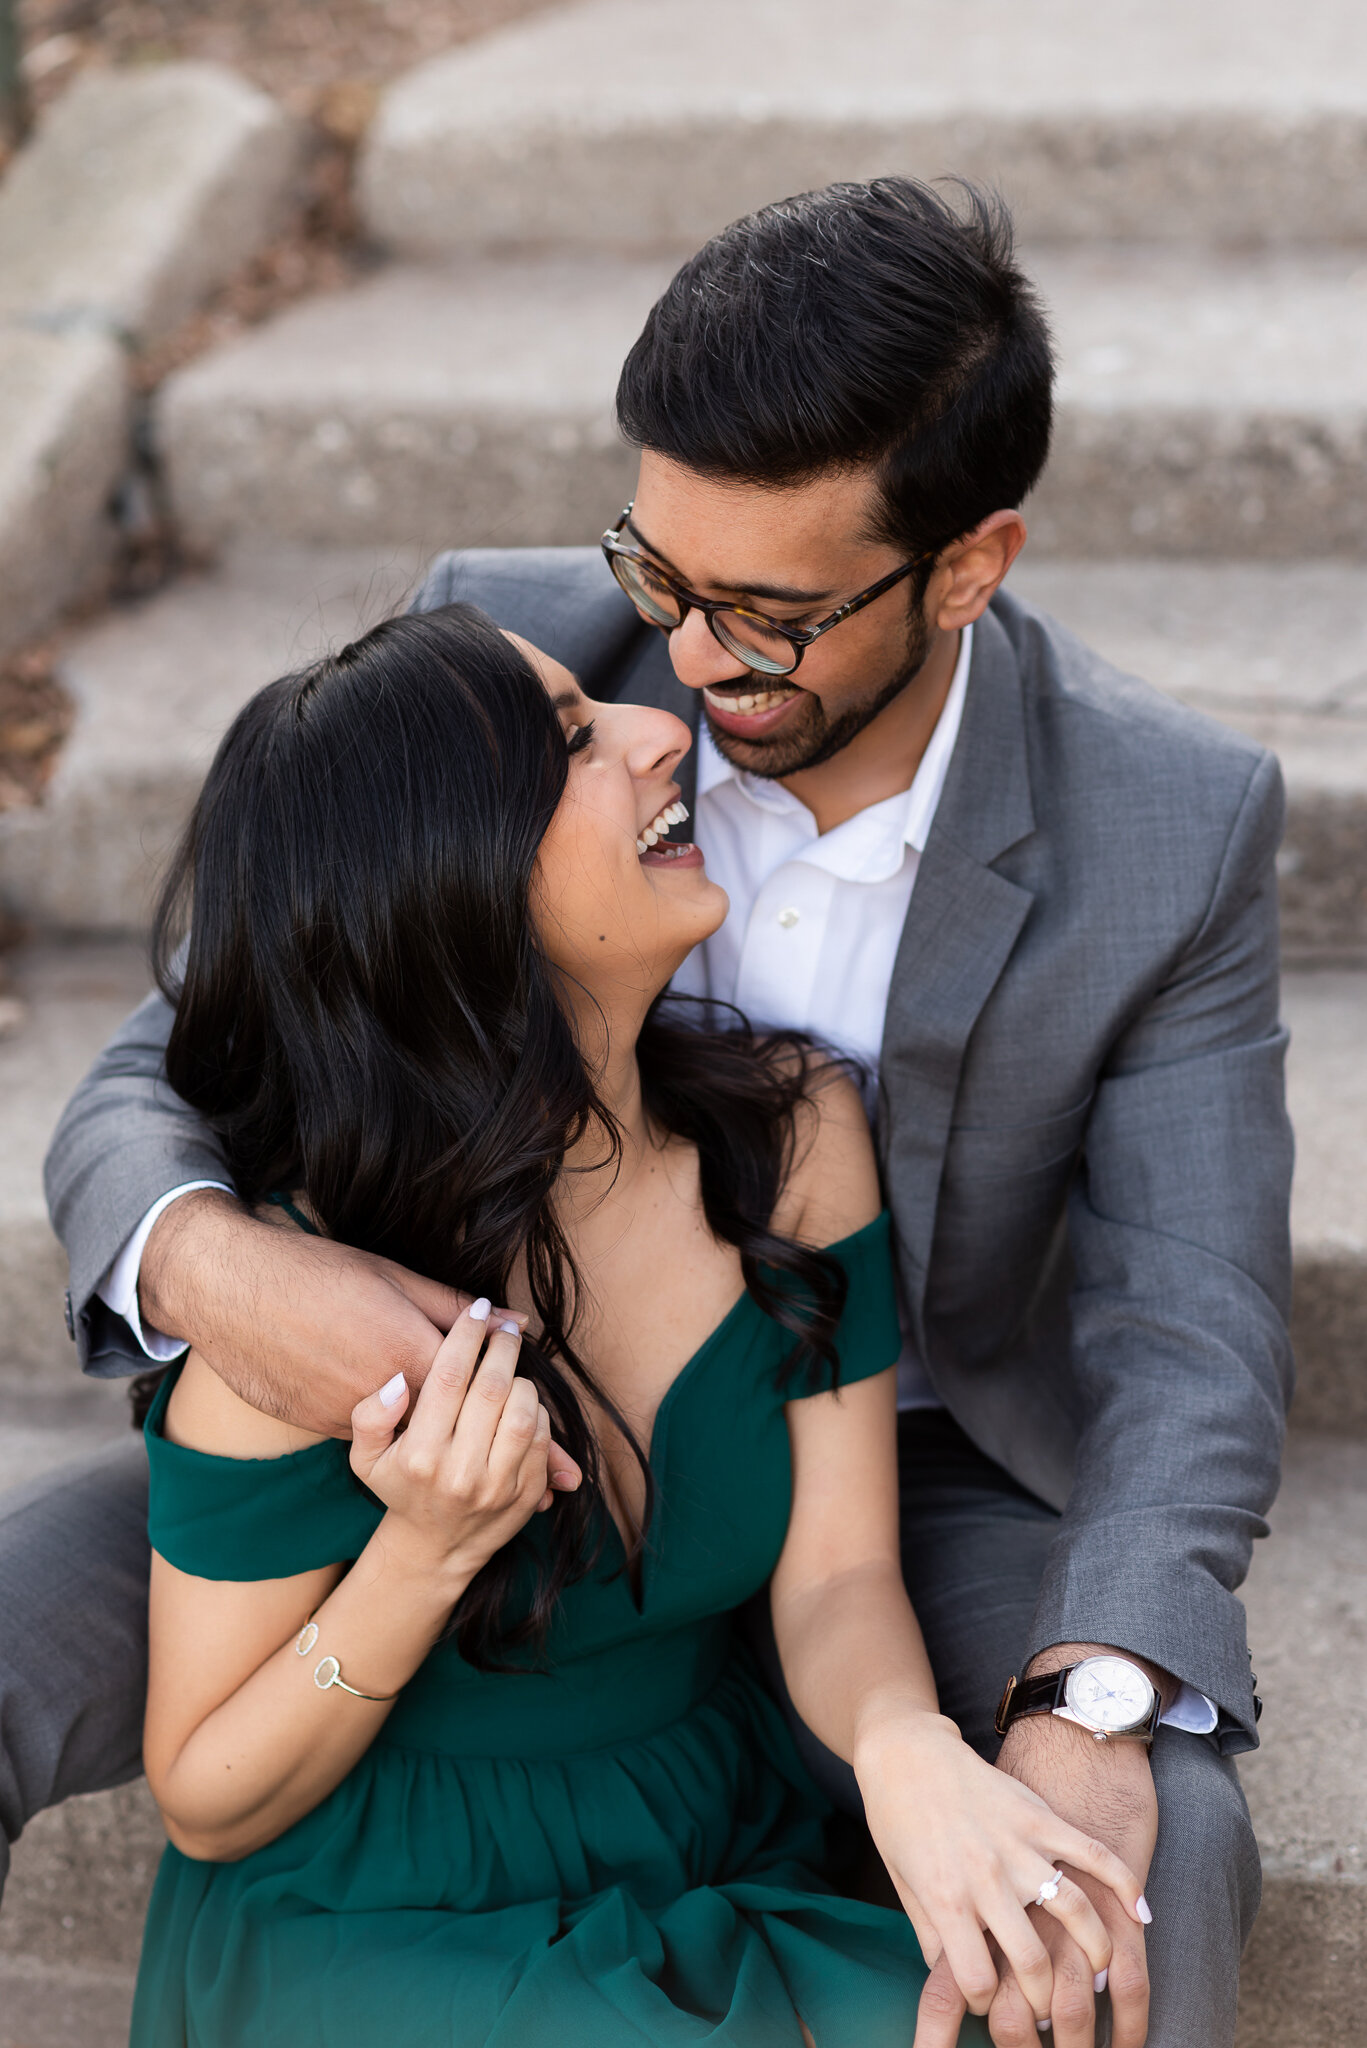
{"left": 0, "top": 1419, "right": 1258, "bottom": 2046}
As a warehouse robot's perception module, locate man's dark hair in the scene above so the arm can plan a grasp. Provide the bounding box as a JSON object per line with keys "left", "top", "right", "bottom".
{"left": 616, "top": 176, "right": 1054, "bottom": 560}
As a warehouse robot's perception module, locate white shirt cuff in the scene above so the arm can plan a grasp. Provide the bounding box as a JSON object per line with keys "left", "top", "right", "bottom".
{"left": 96, "top": 1181, "right": 234, "bottom": 1362}
{"left": 1159, "top": 1682, "right": 1220, "bottom": 1736}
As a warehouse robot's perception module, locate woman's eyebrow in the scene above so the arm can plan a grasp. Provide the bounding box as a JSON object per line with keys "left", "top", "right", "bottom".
{"left": 550, "top": 688, "right": 586, "bottom": 714}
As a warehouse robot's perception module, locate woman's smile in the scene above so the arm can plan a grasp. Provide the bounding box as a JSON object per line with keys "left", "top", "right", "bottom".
{"left": 636, "top": 797, "right": 705, "bottom": 869}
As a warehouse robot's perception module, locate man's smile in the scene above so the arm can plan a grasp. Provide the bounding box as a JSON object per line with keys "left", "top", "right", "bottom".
{"left": 701, "top": 682, "right": 805, "bottom": 742}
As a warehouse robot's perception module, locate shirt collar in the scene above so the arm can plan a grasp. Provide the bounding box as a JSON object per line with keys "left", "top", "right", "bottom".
{"left": 695, "top": 620, "right": 973, "bottom": 877}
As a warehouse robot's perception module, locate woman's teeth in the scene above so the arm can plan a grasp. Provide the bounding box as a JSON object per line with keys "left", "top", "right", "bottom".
{"left": 636, "top": 800, "right": 689, "bottom": 856}
{"left": 702, "top": 686, "right": 793, "bottom": 716}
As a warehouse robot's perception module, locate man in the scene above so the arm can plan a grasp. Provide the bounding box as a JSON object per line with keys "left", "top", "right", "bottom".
{"left": 13, "top": 179, "right": 1289, "bottom": 2046}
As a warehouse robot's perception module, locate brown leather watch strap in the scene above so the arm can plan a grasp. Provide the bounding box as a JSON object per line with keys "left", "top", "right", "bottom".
{"left": 994, "top": 1667, "right": 1069, "bottom": 1737}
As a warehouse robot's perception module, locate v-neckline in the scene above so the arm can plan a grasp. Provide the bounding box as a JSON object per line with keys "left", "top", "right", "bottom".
{"left": 588, "top": 1212, "right": 888, "bottom": 1615}
{"left": 602, "top": 1281, "right": 761, "bottom": 1615}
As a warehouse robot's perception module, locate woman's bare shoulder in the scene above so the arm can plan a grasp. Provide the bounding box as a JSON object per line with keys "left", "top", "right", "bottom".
{"left": 162, "top": 1353, "right": 330, "bottom": 1460}
{"left": 771, "top": 1055, "right": 881, "bottom": 1250}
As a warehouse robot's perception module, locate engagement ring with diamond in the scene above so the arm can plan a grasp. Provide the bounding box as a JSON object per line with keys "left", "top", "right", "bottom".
{"left": 1034, "top": 1871, "right": 1063, "bottom": 1906}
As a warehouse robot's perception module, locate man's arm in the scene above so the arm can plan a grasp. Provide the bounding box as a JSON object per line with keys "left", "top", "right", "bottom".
{"left": 43, "top": 986, "right": 231, "bottom": 1375}
{"left": 1030, "top": 742, "right": 1293, "bottom": 1742}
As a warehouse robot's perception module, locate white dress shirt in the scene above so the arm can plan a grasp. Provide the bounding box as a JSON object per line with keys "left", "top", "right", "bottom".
{"left": 98, "top": 616, "right": 1214, "bottom": 1733}
{"left": 672, "top": 625, "right": 975, "bottom": 1408}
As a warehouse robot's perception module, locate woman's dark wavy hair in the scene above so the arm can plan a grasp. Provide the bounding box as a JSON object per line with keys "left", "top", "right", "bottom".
{"left": 145, "top": 603, "right": 847, "bottom": 1670}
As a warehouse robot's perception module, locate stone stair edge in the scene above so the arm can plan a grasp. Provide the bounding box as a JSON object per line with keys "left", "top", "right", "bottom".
{"left": 3, "top": 550, "right": 1367, "bottom": 949}
{"left": 0, "top": 61, "right": 308, "bottom": 655}
{"left": 148, "top": 250, "right": 1367, "bottom": 565}
{"left": 354, "top": 0, "right": 1367, "bottom": 253}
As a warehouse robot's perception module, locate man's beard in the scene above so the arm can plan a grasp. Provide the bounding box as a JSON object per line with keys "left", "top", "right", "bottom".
{"left": 702, "top": 604, "right": 934, "bottom": 781}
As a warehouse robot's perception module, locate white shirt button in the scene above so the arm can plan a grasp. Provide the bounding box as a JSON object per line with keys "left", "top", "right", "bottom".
{"left": 777, "top": 906, "right": 801, "bottom": 928}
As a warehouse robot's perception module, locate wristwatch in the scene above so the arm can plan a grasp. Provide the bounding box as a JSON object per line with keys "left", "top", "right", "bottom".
{"left": 995, "top": 1654, "right": 1161, "bottom": 1746}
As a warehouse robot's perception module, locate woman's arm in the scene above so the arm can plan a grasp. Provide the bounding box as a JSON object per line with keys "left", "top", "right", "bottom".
{"left": 769, "top": 1073, "right": 1146, "bottom": 2035}
{"left": 773, "top": 1372, "right": 1147, "bottom": 2037}
{"left": 145, "top": 1303, "right": 574, "bottom": 1862}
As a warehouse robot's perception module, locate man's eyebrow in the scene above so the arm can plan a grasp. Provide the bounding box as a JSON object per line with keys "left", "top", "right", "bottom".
{"left": 624, "top": 516, "right": 835, "bottom": 607}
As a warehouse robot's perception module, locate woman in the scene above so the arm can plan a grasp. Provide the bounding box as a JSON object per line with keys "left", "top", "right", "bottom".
{"left": 132, "top": 605, "right": 1143, "bottom": 2046}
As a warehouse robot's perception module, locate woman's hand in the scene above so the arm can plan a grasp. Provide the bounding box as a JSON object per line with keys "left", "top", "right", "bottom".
{"left": 349, "top": 1298, "right": 581, "bottom": 1585}
{"left": 854, "top": 1711, "right": 1148, "bottom": 2036}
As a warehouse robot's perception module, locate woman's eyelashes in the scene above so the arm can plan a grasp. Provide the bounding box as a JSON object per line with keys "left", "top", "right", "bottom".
{"left": 566, "top": 719, "right": 597, "bottom": 756}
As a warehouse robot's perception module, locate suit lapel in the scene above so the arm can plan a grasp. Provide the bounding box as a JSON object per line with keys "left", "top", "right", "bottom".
{"left": 879, "top": 606, "right": 1037, "bottom": 1338}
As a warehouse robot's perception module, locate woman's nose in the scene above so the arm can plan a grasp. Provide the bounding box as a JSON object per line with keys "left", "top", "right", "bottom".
{"left": 668, "top": 609, "right": 751, "bottom": 692}
{"left": 620, "top": 703, "right": 691, "bottom": 781}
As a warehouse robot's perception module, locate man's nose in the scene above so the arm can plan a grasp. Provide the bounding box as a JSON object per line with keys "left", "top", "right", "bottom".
{"left": 667, "top": 608, "right": 752, "bottom": 691}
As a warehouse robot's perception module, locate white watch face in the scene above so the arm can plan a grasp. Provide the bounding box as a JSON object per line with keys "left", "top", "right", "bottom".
{"left": 1064, "top": 1657, "right": 1155, "bottom": 1732}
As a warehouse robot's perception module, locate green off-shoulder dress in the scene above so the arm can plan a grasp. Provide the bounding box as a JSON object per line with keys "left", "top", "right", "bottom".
{"left": 132, "top": 1214, "right": 986, "bottom": 2048}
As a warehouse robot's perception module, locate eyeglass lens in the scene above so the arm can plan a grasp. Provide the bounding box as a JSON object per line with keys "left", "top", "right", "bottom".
{"left": 610, "top": 553, "right": 799, "bottom": 676}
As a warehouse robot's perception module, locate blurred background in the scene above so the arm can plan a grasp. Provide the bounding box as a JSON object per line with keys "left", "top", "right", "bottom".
{"left": 0, "top": 3, "right": 1364, "bottom": 2043}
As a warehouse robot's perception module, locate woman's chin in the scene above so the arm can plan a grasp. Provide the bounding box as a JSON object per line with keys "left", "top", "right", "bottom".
{"left": 641, "top": 851, "right": 727, "bottom": 915}
{"left": 639, "top": 855, "right": 728, "bottom": 967}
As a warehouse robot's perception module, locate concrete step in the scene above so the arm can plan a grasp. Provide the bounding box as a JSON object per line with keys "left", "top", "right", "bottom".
{"left": 0, "top": 1439, "right": 1355, "bottom": 2045}
{"left": 152, "top": 250, "right": 1367, "bottom": 565}
{"left": 0, "top": 546, "right": 422, "bottom": 936}
{"left": 1278, "top": 972, "right": 1367, "bottom": 1432}
{"left": 356, "top": 0, "right": 1367, "bottom": 255}
{"left": 0, "top": 1953, "right": 136, "bottom": 2048}
{"left": 0, "top": 925, "right": 1363, "bottom": 1427}
{"left": 1234, "top": 1431, "right": 1367, "bottom": 2048}
{"left": 0, "top": 942, "right": 158, "bottom": 1380}
{"left": 3, "top": 552, "right": 1365, "bottom": 957}
{"left": 1009, "top": 562, "right": 1367, "bottom": 964}
{"left": 0, "top": 1379, "right": 132, "bottom": 1498}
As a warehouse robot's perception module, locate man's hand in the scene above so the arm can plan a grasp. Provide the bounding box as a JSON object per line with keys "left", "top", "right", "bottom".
{"left": 914, "top": 1646, "right": 1159, "bottom": 2048}
{"left": 138, "top": 1193, "right": 582, "bottom": 1493}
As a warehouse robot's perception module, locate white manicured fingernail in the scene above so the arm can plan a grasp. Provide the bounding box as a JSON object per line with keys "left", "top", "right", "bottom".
{"left": 499, "top": 1320, "right": 520, "bottom": 1335}
{"left": 379, "top": 1372, "right": 407, "bottom": 1409}
{"left": 1094, "top": 1969, "right": 1108, "bottom": 1994}
{"left": 469, "top": 1297, "right": 491, "bottom": 1322}
{"left": 1036, "top": 2024, "right": 1052, "bottom": 2035}
{"left": 1136, "top": 1894, "right": 1153, "bottom": 1925}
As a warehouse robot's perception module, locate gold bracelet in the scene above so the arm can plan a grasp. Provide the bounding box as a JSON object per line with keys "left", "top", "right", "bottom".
{"left": 294, "top": 1619, "right": 398, "bottom": 1702}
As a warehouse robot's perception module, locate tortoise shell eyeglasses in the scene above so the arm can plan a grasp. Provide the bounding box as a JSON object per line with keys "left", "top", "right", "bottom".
{"left": 600, "top": 506, "right": 935, "bottom": 679}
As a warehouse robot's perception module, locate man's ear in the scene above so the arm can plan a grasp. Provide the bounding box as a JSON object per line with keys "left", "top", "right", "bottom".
{"left": 931, "top": 511, "right": 1028, "bottom": 632}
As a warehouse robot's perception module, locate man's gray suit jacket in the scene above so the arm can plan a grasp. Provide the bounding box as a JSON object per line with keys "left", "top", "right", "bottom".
{"left": 45, "top": 548, "right": 1294, "bottom": 1756}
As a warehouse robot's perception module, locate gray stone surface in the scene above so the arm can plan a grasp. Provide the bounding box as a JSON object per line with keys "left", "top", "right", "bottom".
{"left": 0, "top": 63, "right": 304, "bottom": 345}
{"left": 0, "top": 942, "right": 152, "bottom": 1377}
{"left": 1027, "top": 247, "right": 1367, "bottom": 561}
{"left": 154, "top": 250, "right": 1367, "bottom": 563}
{"left": 1236, "top": 1433, "right": 1367, "bottom": 2046}
{"left": 1009, "top": 562, "right": 1367, "bottom": 961}
{"left": 10, "top": 545, "right": 1366, "bottom": 954}
{"left": 359, "top": 0, "right": 1367, "bottom": 254}
{"left": 156, "top": 257, "right": 669, "bottom": 555}
{"left": 0, "top": 1954, "right": 136, "bottom": 2048}
{"left": 0, "top": 1780, "right": 163, "bottom": 1974}
{"left": 0, "top": 1381, "right": 132, "bottom": 1497}
{"left": 0, "top": 546, "right": 420, "bottom": 933}
{"left": 1279, "top": 974, "right": 1367, "bottom": 1433}
{"left": 0, "top": 327, "right": 126, "bottom": 656}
